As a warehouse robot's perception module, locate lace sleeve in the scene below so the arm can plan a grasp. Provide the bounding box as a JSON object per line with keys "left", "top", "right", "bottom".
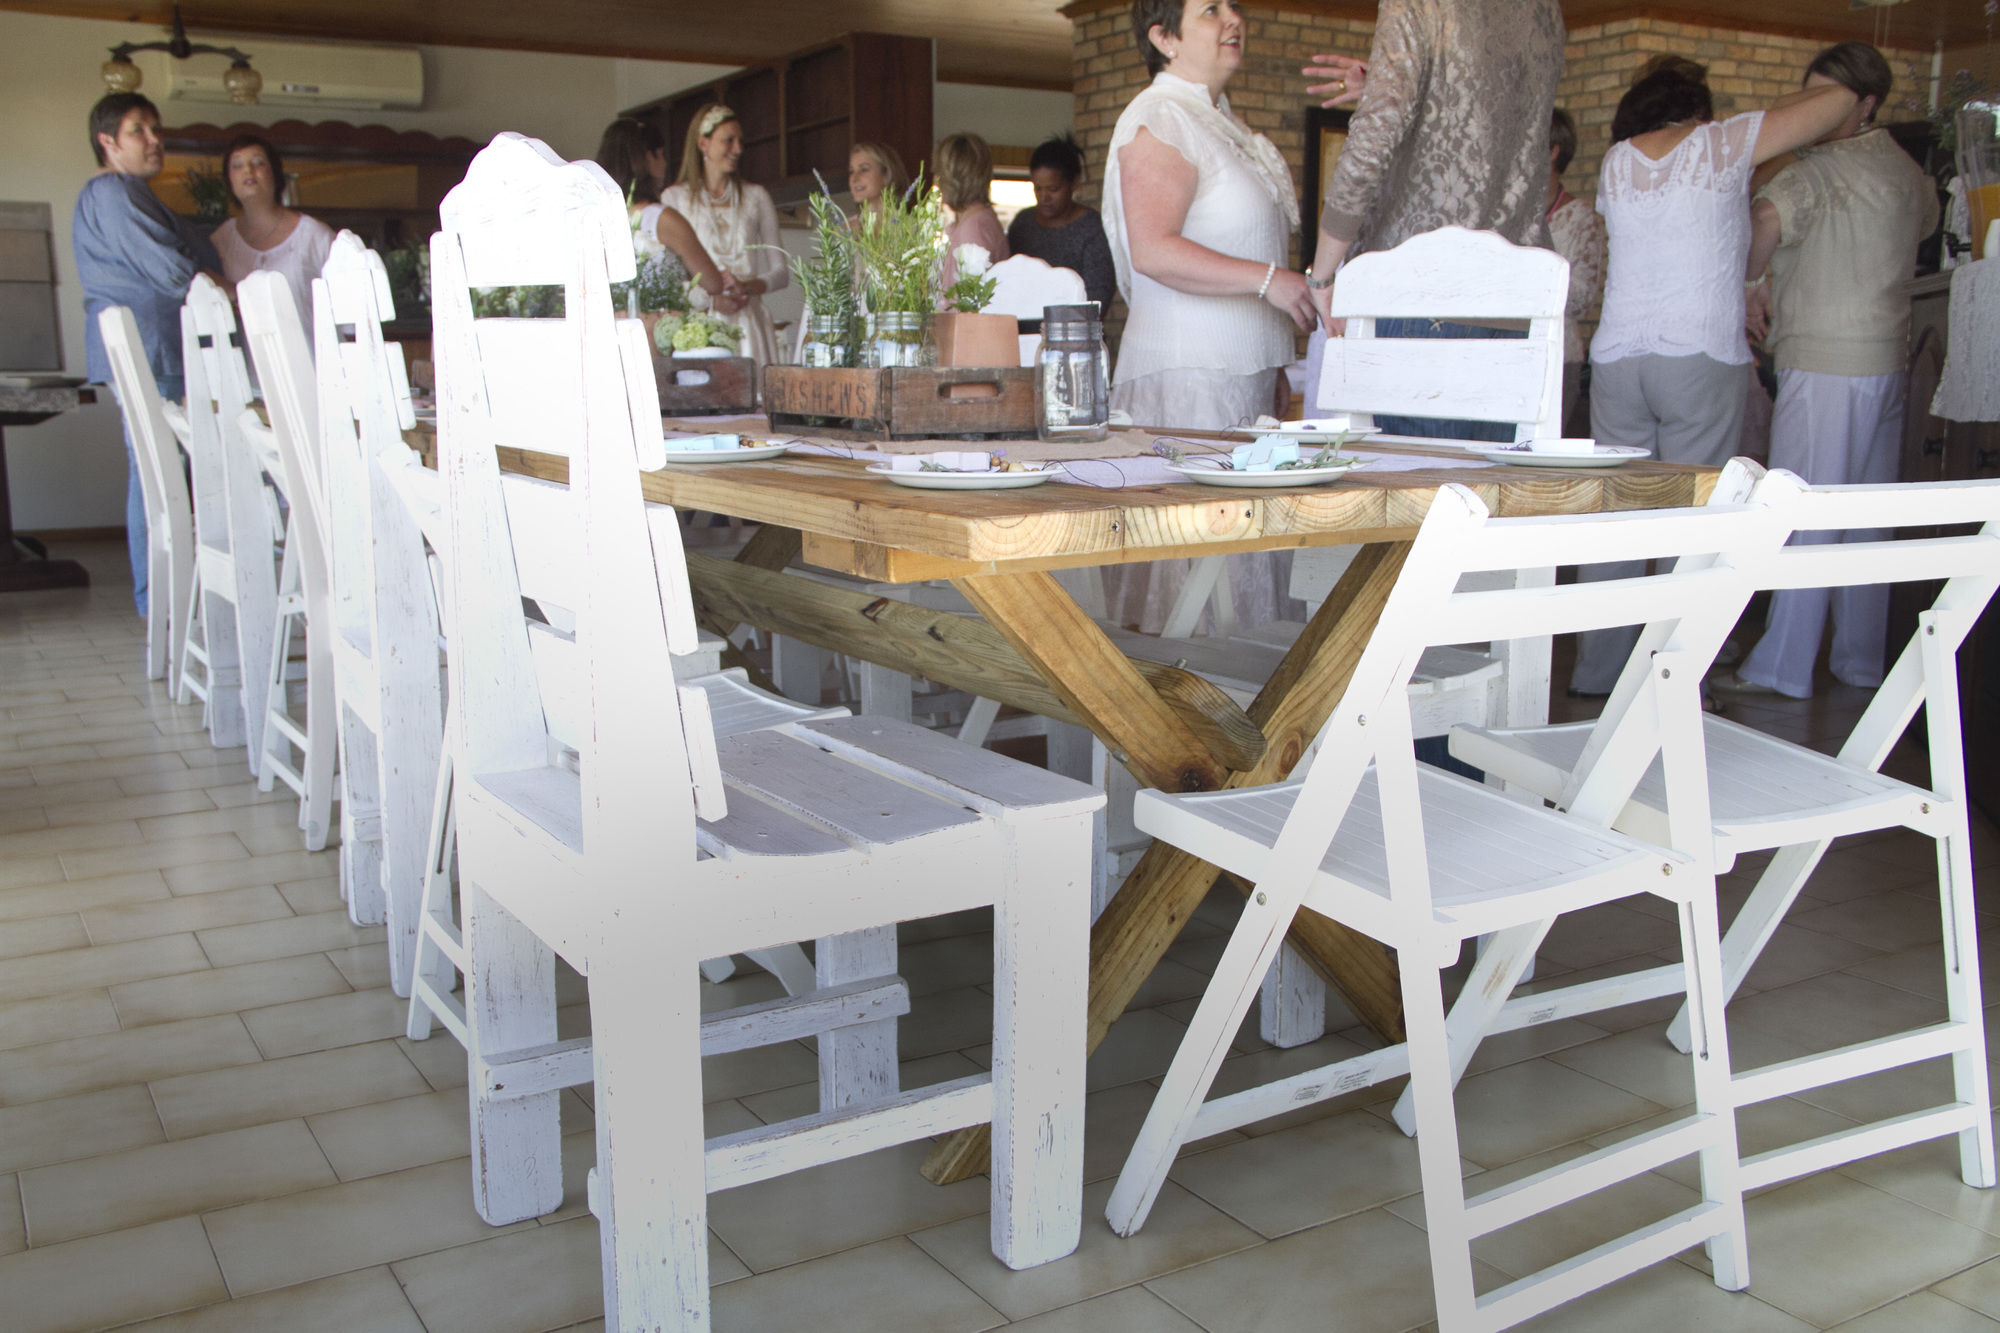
{"left": 1714, "top": 111, "right": 1767, "bottom": 185}
{"left": 1320, "top": 0, "right": 1428, "bottom": 241}
{"left": 1116, "top": 99, "right": 1213, "bottom": 177}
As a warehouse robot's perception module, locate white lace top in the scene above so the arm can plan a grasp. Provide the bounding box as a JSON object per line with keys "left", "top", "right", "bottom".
{"left": 1103, "top": 72, "right": 1297, "bottom": 384}
{"left": 1591, "top": 112, "right": 1765, "bottom": 367}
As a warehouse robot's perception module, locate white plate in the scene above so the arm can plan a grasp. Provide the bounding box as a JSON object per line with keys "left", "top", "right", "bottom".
{"left": 668, "top": 346, "right": 734, "bottom": 359}
{"left": 866, "top": 463, "right": 1063, "bottom": 490}
{"left": 1163, "top": 458, "right": 1366, "bottom": 488}
{"left": 658, "top": 441, "right": 793, "bottom": 464}
{"left": 1479, "top": 445, "right": 1651, "bottom": 469}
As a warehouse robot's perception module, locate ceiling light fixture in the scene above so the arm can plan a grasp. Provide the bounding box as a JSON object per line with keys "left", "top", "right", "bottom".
{"left": 101, "top": 5, "right": 260, "bottom": 106}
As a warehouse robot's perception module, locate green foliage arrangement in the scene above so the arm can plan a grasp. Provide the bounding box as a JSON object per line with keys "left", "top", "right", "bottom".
{"left": 651, "top": 310, "right": 743, "bottom": 353}
{"left": 183, "top": 160, "right": 232, "bottom": 223}
{"left": 850, "top": 172, "right": 945, "bottom": 315}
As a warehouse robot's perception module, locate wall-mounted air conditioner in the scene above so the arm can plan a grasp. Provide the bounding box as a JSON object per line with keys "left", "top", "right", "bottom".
{"left": 135, "top": 40, "right": 424, "bottom": 111}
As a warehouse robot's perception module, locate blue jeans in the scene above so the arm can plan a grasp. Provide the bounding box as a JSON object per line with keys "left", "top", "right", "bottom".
{"left": 113, "top": 372, "right": 181, "bottom": 617}
{"left": 1372, "top": 318, "right": 1524, "bottom": 443}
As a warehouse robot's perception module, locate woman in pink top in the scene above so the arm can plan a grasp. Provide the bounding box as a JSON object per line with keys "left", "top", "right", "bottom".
{"left": 935, "top": 134, "right": 1008, "bottom": 301}
{"left": 208, "top": 134, "right": 333, "bottom": 322}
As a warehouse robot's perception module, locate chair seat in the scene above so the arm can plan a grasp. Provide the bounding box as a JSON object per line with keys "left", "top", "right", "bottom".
{"left": 1453, "top": 714, "right": 1949, "bottom": 860}
{"left": 1134, "top": 764, "right": 1681, "bottom": 950}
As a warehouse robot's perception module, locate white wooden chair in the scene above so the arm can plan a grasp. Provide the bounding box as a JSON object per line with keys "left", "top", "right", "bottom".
{"left": 1105, "top": 465, "right": 1799, "bottom": 1332}
{"left": 237, "top": 271, "right": 337, "bottom": 850}
{"left": 433, "top": 133, "right": 1100, "bottom": 1327}
{"left": 986, "top": 252, "right": 1087, "bottom": 366}
{"left": 173, "top": 277, "right": 280, "bottom": 767}
{"left": 99, "top": 306, "right": 194, "bottom": 690}
{"left": 1447, "top": 476, "right": 2000, "bottom": 1196}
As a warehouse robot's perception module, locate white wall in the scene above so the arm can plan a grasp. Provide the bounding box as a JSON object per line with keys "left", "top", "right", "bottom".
{"left": 934, "top": 84, "right": 1073, "bottom": 154}
{"left": 0, "top": 8, "right": 730, "bottom": 529}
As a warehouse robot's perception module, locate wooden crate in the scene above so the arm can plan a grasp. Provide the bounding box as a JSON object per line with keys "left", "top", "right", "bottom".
{"left": 764, "top": 366, "right": 1037, "bottom": 440}
{"left": 654, "top": 353, "right": 756, "bottom": 416}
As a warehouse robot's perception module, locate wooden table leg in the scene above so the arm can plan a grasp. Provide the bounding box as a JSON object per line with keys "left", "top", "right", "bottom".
{"left": 922, "top": 542, "right": 1413, "bottom": 1185}
{"left": 695, "top": 523, "right": 800, "bottom": 692}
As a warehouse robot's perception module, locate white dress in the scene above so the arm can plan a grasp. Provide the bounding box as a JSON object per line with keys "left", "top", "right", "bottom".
{"left": 1099, "top": 71, "right": 1303, "bottom": 632}
{"left": 211, "top": 213, "right": 335, "bottom": 324}
{"left": 661, "top": 181, "right": 790, "bottom": 368}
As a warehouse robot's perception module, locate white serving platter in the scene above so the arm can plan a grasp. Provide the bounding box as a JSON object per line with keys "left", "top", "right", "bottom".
{"left": 866, "top": 463, "right": 1064, "bottom": 490}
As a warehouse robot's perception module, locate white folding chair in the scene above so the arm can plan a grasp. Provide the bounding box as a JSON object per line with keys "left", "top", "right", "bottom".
{"left": 99, "top": 306, "right": 194, "bottom": 690}
{"left": 1448, "top": 476, "right": 2000, "bottom": 1196}
{"left": 237, "top": 271, "right": 337, "bottom": 850}
{"left": 433, "top": 134, "right": 1099, "bottom": 1328}
{"left": 1106, "top": 465, "right": 1799, "bottom": 1332}
{"left": 986, "top": 252, "right": 1087, "bottom": 366}
{"left": 174, "top": 277, "right": 280, "bottom": 766}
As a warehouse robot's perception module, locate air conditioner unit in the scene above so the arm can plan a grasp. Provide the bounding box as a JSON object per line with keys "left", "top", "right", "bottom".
{"left": 135, "top": 40, "right": 423, "bottom": 111}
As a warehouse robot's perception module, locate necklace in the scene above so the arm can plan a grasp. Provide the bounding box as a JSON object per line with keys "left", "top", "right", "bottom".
{"left": 238, "top": 212, "right": 287, "bottom": 248}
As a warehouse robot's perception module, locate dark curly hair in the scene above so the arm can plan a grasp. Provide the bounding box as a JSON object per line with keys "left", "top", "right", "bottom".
{"left": 1611, "top": 57, "right": 1714, "bottom": 145}
{"left": 1029, "top": 133, "right": 1086, "bottom": 182}
{"left": 222, "top": 134, "right": 286, "bottom": 208}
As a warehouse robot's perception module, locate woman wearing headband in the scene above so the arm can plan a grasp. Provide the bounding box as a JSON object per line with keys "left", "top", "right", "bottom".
{"left": 662, "top": 103, "right": 790, "bottom": 367}
{"left": 592, "top": 117, "right": 738, "bottom": 312}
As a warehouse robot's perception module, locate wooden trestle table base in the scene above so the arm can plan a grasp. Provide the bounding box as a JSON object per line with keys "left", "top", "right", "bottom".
{"left": 465, "top": 428, "right": 1720, "bottom": 1186}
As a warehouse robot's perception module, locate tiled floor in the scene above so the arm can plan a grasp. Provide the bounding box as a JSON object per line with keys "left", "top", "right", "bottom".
{"left": 4, "top": 542, "right": 2000, "bottom": 1330}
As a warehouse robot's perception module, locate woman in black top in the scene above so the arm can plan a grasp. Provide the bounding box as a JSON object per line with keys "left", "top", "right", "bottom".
{"left": 1005, "top": 133, "right": 1117, "bottom": 311}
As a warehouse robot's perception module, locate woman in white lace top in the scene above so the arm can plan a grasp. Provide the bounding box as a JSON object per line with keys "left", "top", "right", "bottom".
{"left": 663, "top": 104, "right": 791, "bottom": 368}
{"left": 1570, "top": 56, "right": 1859, "bottom": 694}
{"left": 1100, "top": 0, "right": 1317, "bottom": 632}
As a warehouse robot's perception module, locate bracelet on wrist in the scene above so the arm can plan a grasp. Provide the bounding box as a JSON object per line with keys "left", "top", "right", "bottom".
{"left": 1257, "top": 260, "right": 1277, "bottom": 300}
{"left": 1304, "top": 266, "right": 1337, "bottom": 291}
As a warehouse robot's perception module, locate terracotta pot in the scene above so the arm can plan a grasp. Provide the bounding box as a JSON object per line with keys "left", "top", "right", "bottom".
{"left": 933, "top": 311, "right": 1019, "bottom": 400}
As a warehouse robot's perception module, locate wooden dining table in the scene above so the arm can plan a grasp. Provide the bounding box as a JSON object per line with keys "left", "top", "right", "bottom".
{"left": 468, "top": 427, "right": 1721, "bottom": 1185}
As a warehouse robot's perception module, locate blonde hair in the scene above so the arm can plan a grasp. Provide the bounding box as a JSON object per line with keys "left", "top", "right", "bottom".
{"left": 676, "top": 103, "right": 740, "bottom": 198}
{"left": 934, "top": 133, "right": 993, "bottom": 213}
{"left": 849, "top": 140, "right": 909, "bottom": 200}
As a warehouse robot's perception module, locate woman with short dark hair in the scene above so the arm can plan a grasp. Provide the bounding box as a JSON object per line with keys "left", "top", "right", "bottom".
{"left": 591, "top": 116, "right": 737, "bottom": 316}
{"left": 1005, "top": 133, "right": 1116, "bottom": 311}
{"left": 1569, "top": 55, "right": 1862, "bottom": 694}
{"left": 208, "top": 133, "right": 334, "bottom": 321}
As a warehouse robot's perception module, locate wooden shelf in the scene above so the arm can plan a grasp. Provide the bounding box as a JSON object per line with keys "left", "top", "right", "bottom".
{"left": 623, "top": 32, "right": 934, "bottom": 207}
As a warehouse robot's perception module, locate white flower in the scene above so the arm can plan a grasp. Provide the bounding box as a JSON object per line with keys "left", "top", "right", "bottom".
{"left": 631, "top": 212, "right": 665, "bottom": 259}
{"left": 953, "top": 243, "right": 991, "bottom": 278}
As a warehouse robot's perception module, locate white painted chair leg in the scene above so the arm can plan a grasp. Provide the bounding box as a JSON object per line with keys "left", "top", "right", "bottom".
{"left": 816, "top": 926, "right": 899, "bottom": 1112}
{"left": 991, "top": 815, "right": 1089, "bottom": 1268}
{"left": 1390, "top": 918, "right": 1551, "bottom": 1136}
{"left": 1160, "top": 555, "right": 1228, "bottom": 640}
{"left": 1045, "top": 724, "right": 1107, "bottom": 920}
{"left": 697, "top": 956, "right": 737, "bottom": 984}
{"left": 405, "top": 747, "right": 459, "bottom": 1040}
{"left": 956, "top": 696, "right": 1002, "bottom": 748}
{"left": 1258, "top": 944, "right": 1327, "bottom": 1048}
{"left": 855, "top": 660, "right": 914, "bottom": 724}
{"left": 1664, "top": 840, "right": 1826, "bottom": 1053}
{"left": 770, "top": 635, "right": 827, "bottom": 706}
{"left": 299, "top": 622, "right": 336, "bottom": 851}
{"left": 336, "top": 704, "right": 385, "bottom": 926}
{"left": 463, "top": 883, "right": 564, "bottom": 1226}
{"left": 175, "top": 559, "right": 204, "bottom": 706}
{"left": 1678, "top": 890, "right": 1749, "bottom": 1291}
{"left": 745, "top": 944, "right": 816, "bottom": 997}
{"left": 1401, "top": 959, "right": 1481, "bottom": 1329}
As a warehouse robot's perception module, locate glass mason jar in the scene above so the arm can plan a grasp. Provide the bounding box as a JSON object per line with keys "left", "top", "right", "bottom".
{"left": 863, "top": 309, "right": 934, "bottom": 368}
{"left": 1036, "top": 302, "right": 1110, "bottom": 442}
{"left": 801, "top": 312, "right": 853, "bottom": 368}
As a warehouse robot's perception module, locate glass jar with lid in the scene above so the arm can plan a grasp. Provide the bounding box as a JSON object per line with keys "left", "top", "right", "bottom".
{"left": 1036, "top": 302, "right": 1110, "bottom": 443}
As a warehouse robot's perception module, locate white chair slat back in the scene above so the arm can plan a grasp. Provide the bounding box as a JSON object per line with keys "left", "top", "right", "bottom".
{"left": 238, "top": 271, "right": 330, "bottom": 610}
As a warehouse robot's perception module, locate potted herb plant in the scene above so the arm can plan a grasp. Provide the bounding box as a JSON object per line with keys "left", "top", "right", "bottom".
{"left": 793, "top": 183, "right": 858, "bottom": 368}
{"left": 932, "top": 243, "right": 1017, "bottom": 368}
{"left": 850, "top": 174, "right": 944, "bottom": 367}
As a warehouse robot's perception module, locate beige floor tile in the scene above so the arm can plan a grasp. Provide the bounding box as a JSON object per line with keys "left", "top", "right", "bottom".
{"left": 308, "top": 1087, "right": 471, "bottom": 1181}
{"left": 0, "top": 855, "right": 61, "bottom": 893}
{"left": 0, "top": 1173, "right": 21, "bottom": 1257}
{"left": 0, "top": 913, "right": 86, "bottom": 961}
{"left": 117, "top": 1266, "right": 427, "bottom": 1332}
{"left": 1938, "top": 1254, "right": 2000, "bottom": 1319}
{"left": 1685, "top": 1170, "right": 2000, "bottom": 1326}
{"left": 113, "top": 953, "right": 354, "bottom": 1028}
{"left": 0, "top": 1012, "right": 260, "bottom": 1105}
{"left": 399, "top": 1032, "right": 472, "bottom": 1090}
{"left": 168, "top": 850, "right": 337, "bottom": 897}
{"left": 914, "top": 1177, "right": 1261, "bottom": 1322}
{"left": 204, "top": 1155, "right": 537, "bottom": 1297}
{"left": 84, "top": 882, "right": 292, "bottom": 947}
{"left": 1789, "top": 888, "right": 1946, "bottom": 954}
{"left": 707, "top": 1139, "right": 995, "bottom": 1272}
{"left": 198, "top": 910, "right": 383, "bottom": 969}
{"left": 114, "top": 759, "right": 257, "bottom": 798}
{"left": 390, "top": 1216, "right": 661, "bottom": 1333}
{"left": 0, "top": 819, "right": 145, "bottom": 861}
{"left": 0, "top": 806, "right": 50, "bottom": 836}
{"left": 735, "top": 1052, "right": 984, "bottom": 1126}
{"left": 0, "top": 1085, "right": 165, "bottom": 1174}
{"left": 898, "top": 981, "right": 1001, "bottom": 1061}
{"left": 1397, "top": 1057, "right": 1663, "bottom": 1170}
{"left": 1844, "top": 929, "right": 2000, "bottom": 1005}
{"left": 692, "top": 1036, "right": 821, "bottom": 1103}
{"left": 1837, "top": 1131, "right": 2000, "bottom": 1239}
{"left": 991, "top": 1285, "right": 1207, "bottom": 1332}
{"left": 1727, "top": 970, "right": 1947, "bottom": 1054}
{"left": 1536, "top": 901, "right": 1682, "bottom": 971}
{"left": 1829, "top": 1289, "right": 2000, "bottom": 1331}
{"left": 42, "top": 787, "right": 215, "bottom": 829}
{"left": 0, "top": 932, "right": 210, "bottom": 1007}
{"left": 1169, "top": 1108, "right": 1431, "bottom": 1238}
{"left": 1546, "top": 1021, "right": 1806, "bottom": 1110}
{"left": 324, "top": 941, "right": 393, "bottom": 990}
{"left": 242, "top": 985, "right": 409, "bottom": 1058}
{"left": 1495, "top": 1255, "right": 1813, "bottom": 1331}
{"left": 1740, "top": 921, "right": 1895, "bottom": 992}
{"left": 1145, "top": 1206, "right": 1498, "bottom": 1333}
{"left": 58, "top": 832, "right": 243, "bottom": 881}
{"left": 713, "top": 1236, "right": 1003, "bottom": 1333}
{"left": 150, "top": 1039, "right": 430, "bottom": 1140}
{"left": 19, "top": 1119, "right": 336, "bottom": 1245}
{"left": 136, "top": 805, "right": 293, "bottom": 845}
{"left": 1075, "top": 1080, "right": 1246, "bottom": 1186}
{"left": 0, "top": 869, "right": 171, "bottom": 924}
{"left": 1083, "top": 1007, "right": 1212, "bottom": 1094}
{"left": 0, "top": 1216, "right": 226, "bottom": 1333}
{"left": 0, "top": 775, "right": 121, "bottom": 815}
{"left": 275, "top": 874, "right": 344, "bottom": 915}
{"left": 0, "top": 990, "right": 121, "bottom": 1053}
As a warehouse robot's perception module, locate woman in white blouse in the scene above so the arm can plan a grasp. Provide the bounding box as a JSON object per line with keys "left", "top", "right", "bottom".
{"left": 1570, "top": 56, "right": 1858, "bottom": 694}
{"left": 663, "top": 104, "right": 791, "bottom": 368}
{"left": 208, "top": 134, "right": 333, "bottom": 321}
{"left": 1105, "top": 0, "right": 1314, "bottom": 431}
{"left": 1100, "top": 0, "right": 1316, "bottom": 632}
